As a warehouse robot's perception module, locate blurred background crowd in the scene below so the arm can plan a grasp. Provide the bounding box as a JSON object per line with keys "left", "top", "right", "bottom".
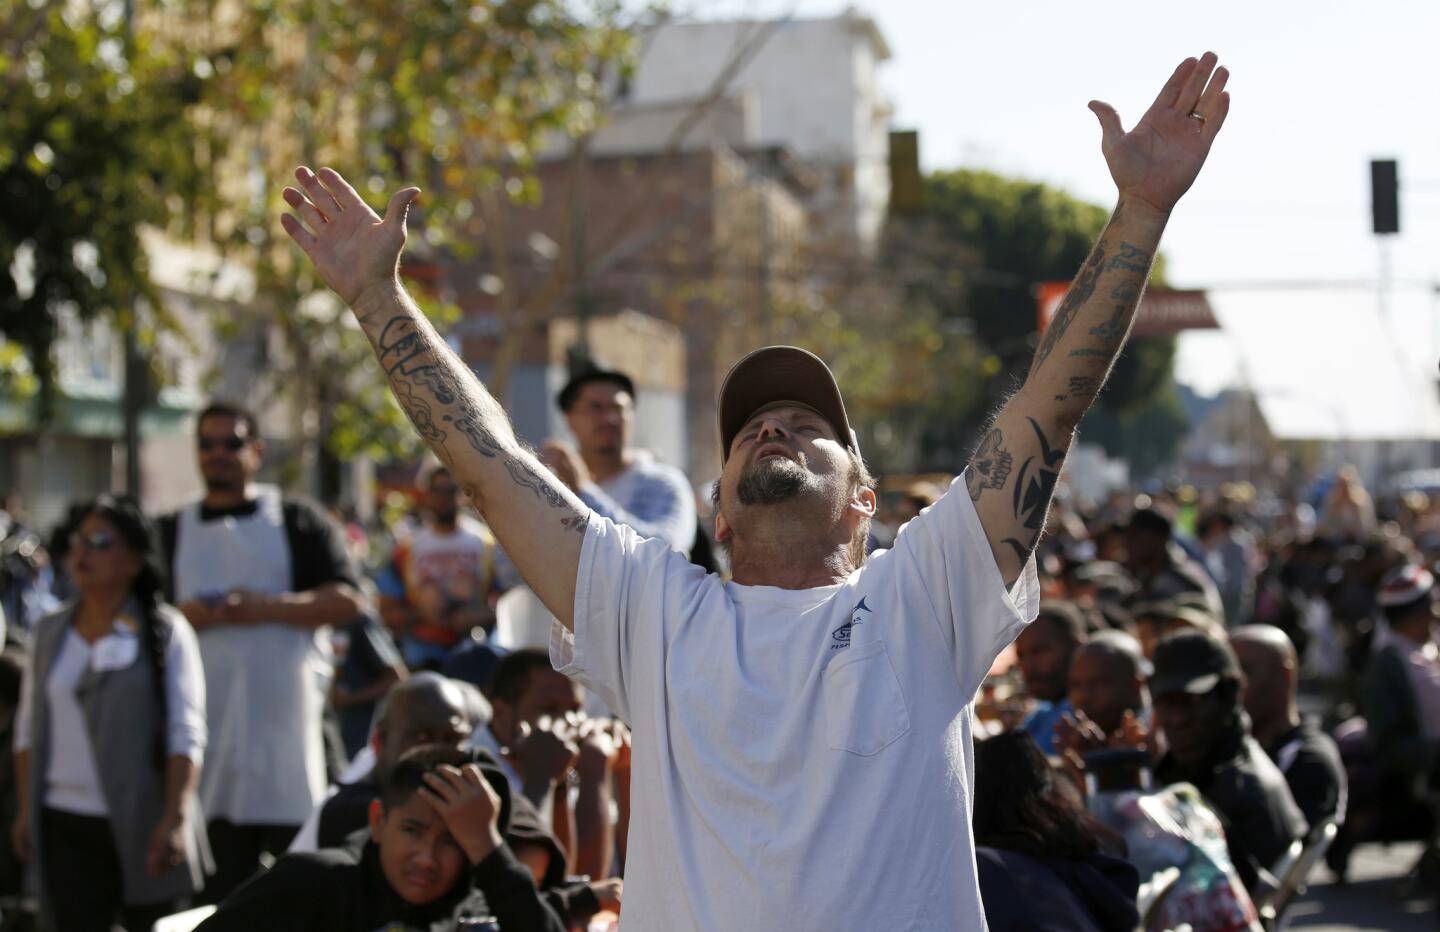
{"left": 0, "top": 390, "right": 1434, "bottom": 929}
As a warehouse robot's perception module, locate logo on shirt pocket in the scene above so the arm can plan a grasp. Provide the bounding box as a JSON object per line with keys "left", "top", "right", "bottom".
{"left": 822, "top": 639, "right": 911, "bottom": 756}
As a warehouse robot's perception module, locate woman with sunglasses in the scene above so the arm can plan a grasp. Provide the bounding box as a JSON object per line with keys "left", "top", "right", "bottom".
{"left": 12, "top": 495, "right": 210, "bottom": 930}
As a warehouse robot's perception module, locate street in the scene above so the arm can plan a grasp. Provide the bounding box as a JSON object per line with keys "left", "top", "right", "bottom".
{"left": 1290, "top": 842, "right": 1435, "bottom": 930}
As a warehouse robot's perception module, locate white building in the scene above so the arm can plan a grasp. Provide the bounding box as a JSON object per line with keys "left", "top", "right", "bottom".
{"left": 619, "top": 9, "right": 894, "bottom": 248}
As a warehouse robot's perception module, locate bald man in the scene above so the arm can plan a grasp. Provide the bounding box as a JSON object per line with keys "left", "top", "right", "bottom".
{"left": 1068, "top": 630, "right": 1149, "bottom": 738}
{"left": 1230, "top": 625, "right": 1347, "bottom": 831}
{"left": 292, "top": 673, "right": 485, "bottom": 852}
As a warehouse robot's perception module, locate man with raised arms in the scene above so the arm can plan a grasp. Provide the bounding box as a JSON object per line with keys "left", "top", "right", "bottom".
{"left": 280, "top": 53, "right": 1229, "bottom": 930}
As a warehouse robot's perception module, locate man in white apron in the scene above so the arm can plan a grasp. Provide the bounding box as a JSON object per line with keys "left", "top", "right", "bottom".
{"left": 158, "top": 401, "right": 366, "bottom": 903}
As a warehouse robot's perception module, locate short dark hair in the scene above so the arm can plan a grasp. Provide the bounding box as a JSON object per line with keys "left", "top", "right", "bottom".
{"left": 557, "top": 369, "right": 635, "bottom": 413}
{"left": 973, "top": 731, "right": 1124, "bottom": 860}
{"left": 380, "top": 744, "right": 473, "bottom": 810}
{"left": 197, "top": 401, "right": 260, "bottom": 441}
{"left": 489, "top": 648, "right": 556, "bottom": 705}
{"left": 1034, "top": 601, "right": 1087, "bottom": 648}
{"left": 1080, "top": 630, "right": 1146, "bottom": 681}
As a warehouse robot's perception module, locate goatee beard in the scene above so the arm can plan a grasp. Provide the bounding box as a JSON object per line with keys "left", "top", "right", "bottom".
{"left": 737, "top": 457, "right": 810, "bottom": 506}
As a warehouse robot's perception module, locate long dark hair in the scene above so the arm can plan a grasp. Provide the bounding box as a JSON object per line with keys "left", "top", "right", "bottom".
{"left": 973, "top": 731, "right": 1123, "bottom": 860}
{"left": 83, "top": 495, "right": 170, "bottom": 770}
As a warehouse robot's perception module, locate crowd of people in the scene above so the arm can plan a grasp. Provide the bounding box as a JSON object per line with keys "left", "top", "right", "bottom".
{"left": 3, "top": 51, "right": 1436, "bottom": 932}
{"left": 1, "top": 377, "right": 1436, "bottom": 930}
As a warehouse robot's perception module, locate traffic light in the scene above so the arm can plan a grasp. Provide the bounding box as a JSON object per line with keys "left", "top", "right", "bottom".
{"left": 1371, "top": 159, "right": 1399, "bottom": 234}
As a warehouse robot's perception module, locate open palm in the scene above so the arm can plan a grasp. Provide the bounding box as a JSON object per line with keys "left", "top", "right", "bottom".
{"left": 280, "top": 166, "right": 420, "bottom": 306}
{"left": 1090, "top": 52, "right": 1230, "bottom": 216}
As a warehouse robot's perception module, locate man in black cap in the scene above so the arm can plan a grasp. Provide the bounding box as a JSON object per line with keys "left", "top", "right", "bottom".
{"left": 1151, "top": 630, "right": 1307, "bottom": 893}
{"left": 280, "top": 50, "right": 1232, "bottom": 929}
{"left": 541, "top": 365, "right": 697, "bottom": 554}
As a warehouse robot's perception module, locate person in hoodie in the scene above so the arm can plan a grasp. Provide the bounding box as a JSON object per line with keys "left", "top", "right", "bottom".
{"left": 1150, "top": 629, "right": 1308, "bottom": 893}
{"left": 504, "top": 793, "right": 623, "bottom": 930}
{"left": 197, "top": 745, "right": 563, "bottom": 931}
{"left": 973, "top": 731, "right": 1140, "bottom": 932}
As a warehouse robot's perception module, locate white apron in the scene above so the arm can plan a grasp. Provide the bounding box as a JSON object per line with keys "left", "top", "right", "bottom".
{"left": 174, "top": 486, "right": 329, "bottom": 825}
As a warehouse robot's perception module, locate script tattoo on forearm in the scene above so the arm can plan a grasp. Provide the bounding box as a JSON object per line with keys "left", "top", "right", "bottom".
{"left": 1052, "top": 374, "right": 1102, "bottom": 404}
{"left": 1033, "top": 241, "right": 1106, "bottom": 372}
{"left": 1068, "top": 242, "right": 1152, "bottom": 360}
{"left": 1001, "top": 417, "right": 1066, "bottom": 564}
{"left": 374, "top": 315, "right": 576, "bottom": 523}
{"left": 967, "top": 428, "right": 1013, "bottom": 501}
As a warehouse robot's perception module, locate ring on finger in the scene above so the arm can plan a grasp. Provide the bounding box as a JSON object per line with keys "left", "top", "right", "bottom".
{"left": 1188, "top": 111, "right": 1207, "bottom": 124}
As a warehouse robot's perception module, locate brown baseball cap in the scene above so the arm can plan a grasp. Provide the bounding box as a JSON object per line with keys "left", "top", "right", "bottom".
{"left": 717, "top": 346, "right": 855, "bottom": 463}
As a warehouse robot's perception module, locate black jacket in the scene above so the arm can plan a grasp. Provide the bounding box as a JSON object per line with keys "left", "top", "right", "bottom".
{"left": 1362, "top": 642, "right": 1440, "bottom": 787}
{"left": 315, "top": 762, "right": 601, "bottom": 929}
{"left": 1264, "top": 720, "right": 1347, "bottom": 832}
{"left": 195, "top": 834, "right": 564, "bottom": 932}
{"left": 1156, "top": 722, "right": 1308, "bottom": 892}
{"left": 977, "top": 847, "right": 1140, "bottom": 932}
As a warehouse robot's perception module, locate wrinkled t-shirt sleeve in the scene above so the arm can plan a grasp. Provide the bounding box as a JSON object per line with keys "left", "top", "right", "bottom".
{"left": 888, "top": 471, "right": 1040, "bottom": 695}
{"left": 550, "top": 513, "right": 687, "bottom": 722}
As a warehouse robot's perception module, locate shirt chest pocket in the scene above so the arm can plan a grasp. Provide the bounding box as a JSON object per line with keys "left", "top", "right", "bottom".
{"left": 822, "top": 640, "right": 911, "bottom": 756}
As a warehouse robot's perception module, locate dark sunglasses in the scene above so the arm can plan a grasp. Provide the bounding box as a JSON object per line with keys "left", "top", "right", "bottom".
{"left": 198, "top": 436, "right": 248, "bottom": 452}
{"left": 70, "top": 531, "right": 117, "bottom": 552}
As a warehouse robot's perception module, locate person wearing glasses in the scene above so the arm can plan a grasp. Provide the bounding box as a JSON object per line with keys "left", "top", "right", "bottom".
{"left": 157, "top": 401, "right": 366, "bottom": 903}
{"left": 13, "top": 496, "right": 209, "bottom": 930}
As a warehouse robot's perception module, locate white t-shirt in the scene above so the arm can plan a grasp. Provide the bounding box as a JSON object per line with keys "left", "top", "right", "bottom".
{"left": 552, "top": 474, "right": 1039, "bottom": 931}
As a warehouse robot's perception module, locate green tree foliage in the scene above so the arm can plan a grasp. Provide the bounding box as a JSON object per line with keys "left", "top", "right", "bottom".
{"left": 0, "top": 0, "right": 202, "bottom": 411}
{"left": 895, "top": 169, "right": 1187, "bottom": 475}
{"left": 3, "top": 0, "right": 634, "bottom": 490}
{"left": 178, "top": 0, "right": 635, "bottom": 487}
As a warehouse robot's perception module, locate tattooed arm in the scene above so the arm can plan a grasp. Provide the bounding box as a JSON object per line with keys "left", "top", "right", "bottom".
{"left": 281, "top": 167, "right": 587, "bottom": 629}
{"left": 966, "top": 53, "right": 1230, "bottom": 586}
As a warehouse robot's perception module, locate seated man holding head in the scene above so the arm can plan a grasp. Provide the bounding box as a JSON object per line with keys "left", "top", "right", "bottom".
{"left": 198, "top": 746, "right": 564, "bottom": 931}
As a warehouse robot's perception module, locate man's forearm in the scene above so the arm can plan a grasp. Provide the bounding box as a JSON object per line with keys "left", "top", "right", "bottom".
{"left": 161, "top": 755, "right": 198, "bottom": 821}
{"left": 265, "top": 583, "right": 365, "bottom": 627}
{"left": 347, "top": 279, "right": 587, "bottom": 627}
{"left": 1022, "top": 200, "right": 1167, "bottom": 432}
{"left": 351, "top": 281, "right": 568, "bottom": 516}
{"left": 966, "top": 200, "right": 1167, "bottom": 584}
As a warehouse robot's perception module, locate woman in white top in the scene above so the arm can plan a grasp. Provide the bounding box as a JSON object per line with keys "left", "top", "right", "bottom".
{"left": 12, "top": 495, "right": 210, "bottom": 931}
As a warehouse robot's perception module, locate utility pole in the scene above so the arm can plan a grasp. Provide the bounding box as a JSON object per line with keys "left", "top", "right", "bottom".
{"left": 757, "top": 176, "right": 772, "bottom": 344}
{"left": 570, "top": 138, "right": 593, "bottom": 367}
{"left": 121, "top": 0, "right": 143, "bottom": 496}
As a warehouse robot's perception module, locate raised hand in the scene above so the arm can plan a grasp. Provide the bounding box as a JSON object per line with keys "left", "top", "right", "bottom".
{"left": 280, "top": 166, "right": 421, "bottom": 306}
{"left": 1089, "top": 52, "right": 1230, "bottom": 217}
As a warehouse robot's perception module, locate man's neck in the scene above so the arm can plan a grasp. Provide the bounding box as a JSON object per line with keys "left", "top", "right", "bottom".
{"left": 202, "top": 484, "right": 255, "bottom": 510}
{"left": 1252, "top": 707, "right": 1300, "bottom": 748}
{"left": 581, "top": 449, "right": 630, "bottom": 485}
{"left": 728, "top": 521, "right": 855, "bottom": 590}
{"left": 430, "top": 518, "right": 459, "bottom": 535}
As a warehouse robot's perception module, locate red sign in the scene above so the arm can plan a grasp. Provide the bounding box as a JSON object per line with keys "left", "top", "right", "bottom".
{"left": 1036, "top": 283, "right": 1218, "bottom": 337}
